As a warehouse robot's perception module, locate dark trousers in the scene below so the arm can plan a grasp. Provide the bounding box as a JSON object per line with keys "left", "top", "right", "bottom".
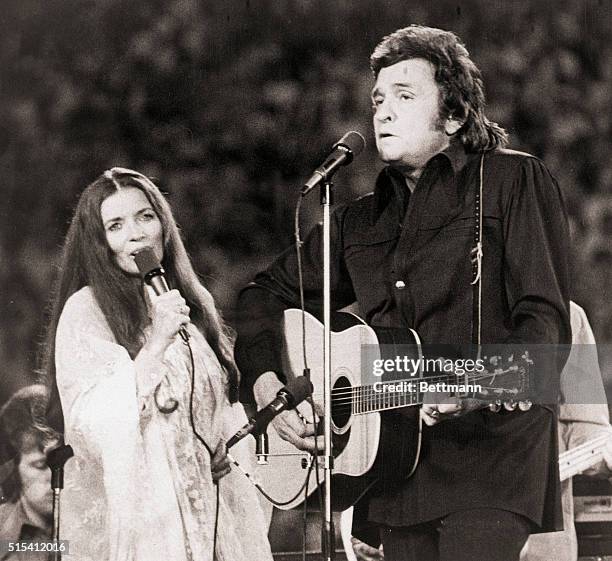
{"left": 380, "top": 508, "right": 532, "bottom": 561}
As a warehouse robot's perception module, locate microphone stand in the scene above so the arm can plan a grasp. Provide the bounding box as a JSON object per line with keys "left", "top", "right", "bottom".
{"left": 320, "top": 179, "right": 334, "bottom": 561}
{"left": 47, "top": 444, "right": 74, "bottom": 561}
{"left": 297, "top": 133, "right": 363, "bottom": 559}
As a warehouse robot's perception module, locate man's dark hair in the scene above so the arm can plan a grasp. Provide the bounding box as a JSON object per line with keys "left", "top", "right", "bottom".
{"left": 370, "top": 25, "right": 508, "bottom": 152}
{"left": 0, "top": 386, "right": 58, "bottom": 503}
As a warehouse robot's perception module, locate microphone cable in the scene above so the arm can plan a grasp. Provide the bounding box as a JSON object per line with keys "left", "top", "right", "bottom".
{"left": 294, "top": 188, "right": 326, "bottom": 557}
{"left": 226, "top": 448, "right": 316, "bottom": 507}
{"left": 184, "top": 334, "right": 220, "bottom": 560}
{"left": 135, "top": 250, "right": 221, "bottom": 557}
{"left": 294, "top": 194, "right": 310, "bottom": 374}
{"left": 223, "top": 175, "right": 338, "bottom": 558}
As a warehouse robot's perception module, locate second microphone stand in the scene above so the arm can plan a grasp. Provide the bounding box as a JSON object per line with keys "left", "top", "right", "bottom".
{"left": 319, "top": 180, "right": 334, "bottom": 561}
{"left": 47, "top": 444, "right": 74, "bottom": 561}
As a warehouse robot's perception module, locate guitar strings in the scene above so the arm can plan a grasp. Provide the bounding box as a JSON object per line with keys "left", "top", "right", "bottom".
{"left": 317, "top": 373, "right": 527, "bottom": 415}
{"left": 319, "top": 372, "right": 523, "bottom": 405}
{"left": 324, "top": 367, "right": 524, "bottom": 399}
{"left": 295, "top": 358, "right": 527, "bottom": 418}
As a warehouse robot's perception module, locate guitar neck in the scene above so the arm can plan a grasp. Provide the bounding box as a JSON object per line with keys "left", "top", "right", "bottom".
{"left": 559, "top": 434, "right": 609, "bottom": 481}
{"left": 349, "top": 372, "right": 496, "bottom": 415}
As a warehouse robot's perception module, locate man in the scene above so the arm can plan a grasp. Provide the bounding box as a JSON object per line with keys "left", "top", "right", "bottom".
{"left": 0, "top": 385, "right": 59, "bottom": 561}
{"left": 235, "top": 25, "right": 571, "bottom": 561}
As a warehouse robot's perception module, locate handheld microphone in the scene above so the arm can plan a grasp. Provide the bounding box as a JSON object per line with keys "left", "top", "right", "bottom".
{"left": 226, "top": 376, "right": 313, "bottom": 449}
{"left": 134, "top": 247, "right": 190, "bottom": 342}
{"left": 302, "top": 131, "right": 366, "bottom": 195}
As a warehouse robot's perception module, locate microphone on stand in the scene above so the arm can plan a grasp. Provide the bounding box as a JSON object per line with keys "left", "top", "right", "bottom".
{"left": 134, "top": 247, "right": 190, "bottom": 342}
{"left": 47, "top": 444, "right": 74, "bottom": 561}
{"left": 302, "top": 131, "right": 366, "bottom": 195}
{"left": 226, "top": 376, "right": 313, "bottom": 450}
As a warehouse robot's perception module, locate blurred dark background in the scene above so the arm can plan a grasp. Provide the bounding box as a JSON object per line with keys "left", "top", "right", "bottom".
{"left": 1, "top": 0, "right": 611, "bottom": 405}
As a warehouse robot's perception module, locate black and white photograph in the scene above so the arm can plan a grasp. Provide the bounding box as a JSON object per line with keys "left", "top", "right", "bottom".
{"left": 1, "top": 1, "right": 612, "bottom": 560}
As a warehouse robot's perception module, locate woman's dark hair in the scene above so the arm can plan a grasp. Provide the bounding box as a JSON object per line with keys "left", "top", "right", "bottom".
{"left": 370, "top": 25, "right": 508, "bottom": 152}
{"left": 39, "top": 168, "right": 239, "bottom": 406}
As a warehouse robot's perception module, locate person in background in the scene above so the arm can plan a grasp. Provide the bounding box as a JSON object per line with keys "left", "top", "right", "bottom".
{"left": 522, "top": 301, "right": 612, "bottom": 561}
{"left": 39, "top": 168, "right": 272, "bottom": 561}
{"left": 0, "top": 384, "right": 59, "bottom": 561}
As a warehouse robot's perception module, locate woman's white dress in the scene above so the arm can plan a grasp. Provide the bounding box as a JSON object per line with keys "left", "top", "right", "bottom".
{"left": 55, "top": 286, "right": 273, "bottom": 561}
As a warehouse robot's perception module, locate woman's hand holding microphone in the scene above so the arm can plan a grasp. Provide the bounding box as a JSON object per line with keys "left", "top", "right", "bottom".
{"left": 143, "top": 288, "right": 190, "bottom": 359}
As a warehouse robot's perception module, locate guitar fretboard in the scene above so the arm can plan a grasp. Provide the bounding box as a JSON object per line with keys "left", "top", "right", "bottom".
{"left": 330, "top": 370, "right": 518, "bottom": 415}
{"left": 559, "top": 434, "right": 609, "bottom": 481}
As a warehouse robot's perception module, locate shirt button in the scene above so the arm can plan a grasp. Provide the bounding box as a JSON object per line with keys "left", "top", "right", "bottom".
{"left": 395, "top": 280, "right": 406, "bottom": 290}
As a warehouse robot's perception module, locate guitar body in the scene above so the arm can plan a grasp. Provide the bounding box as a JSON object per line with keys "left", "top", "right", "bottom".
{"left": 256, "top": 309, "right": 421, "bottom": 511}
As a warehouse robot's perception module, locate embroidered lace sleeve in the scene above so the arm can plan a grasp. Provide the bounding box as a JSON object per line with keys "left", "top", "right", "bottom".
{"left": 56, "top": 286, "right": 176, "bottom": 424}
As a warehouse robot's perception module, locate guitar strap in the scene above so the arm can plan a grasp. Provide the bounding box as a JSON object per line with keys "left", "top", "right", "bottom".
{"left": 470, "top": 153, "right": 485, "bottom": 348}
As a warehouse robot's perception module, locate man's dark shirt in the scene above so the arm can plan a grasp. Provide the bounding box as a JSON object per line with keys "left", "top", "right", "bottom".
{"left": 235, "top": 143, "right": 571, "bottom": 531}
{"left": 0, "top": 499, "right": 50, "bottom": 560}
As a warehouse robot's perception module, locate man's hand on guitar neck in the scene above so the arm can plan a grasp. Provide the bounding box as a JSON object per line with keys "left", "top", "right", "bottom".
{"left": 253, "top": 371, "right": 324, "bottom": 452}
{"left": 421, "top": 396, "right": 483, "bottom": 426}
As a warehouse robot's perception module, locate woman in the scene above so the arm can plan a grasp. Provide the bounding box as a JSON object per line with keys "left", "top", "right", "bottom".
{"left": 40, "top": 168, "right": 273, "bottom": 561}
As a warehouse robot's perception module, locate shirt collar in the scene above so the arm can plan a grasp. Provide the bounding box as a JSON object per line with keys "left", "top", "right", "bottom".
{"left": 0, "top": 498, "right": 49, "bottom": 542}
{"left": 0, "top": 500, "right": 27, "bottom": 542}
{"left": 373, "top": 141, "right": 470, "bottom": 222}
{"left": 439, "top": 139, "right": 470, "bottom": 175}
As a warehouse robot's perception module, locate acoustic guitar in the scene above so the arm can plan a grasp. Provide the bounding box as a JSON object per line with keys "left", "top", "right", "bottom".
{"left": 254, "top": 309, "right": 530, "bottom": 510}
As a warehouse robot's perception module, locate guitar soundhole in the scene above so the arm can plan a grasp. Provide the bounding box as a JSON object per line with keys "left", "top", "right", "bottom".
{"left": 331, "top": 376, "right": 352, "bottom": 430}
